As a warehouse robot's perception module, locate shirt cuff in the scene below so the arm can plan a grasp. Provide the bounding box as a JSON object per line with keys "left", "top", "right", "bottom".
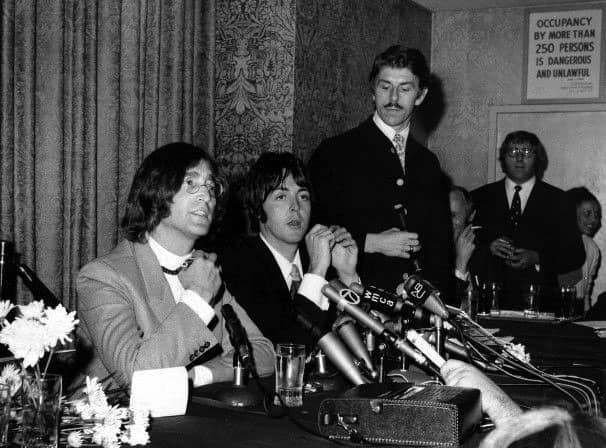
{"left": 180, "top": 290, "right": 216, "bottom": 325}
{"left": 191, "top": 365, "right": 214, "bottom": 387}
{"left": 454, "top": 269, "right": 469, "bottom": 281}
{"left": 298, "top": 273, "right": 329, "bottom": 311}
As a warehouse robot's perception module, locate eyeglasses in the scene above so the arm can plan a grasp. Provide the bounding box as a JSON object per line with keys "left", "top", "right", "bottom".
{"left": 505, "top": 147, "right": 535, "bottom": 158}
{"left": 183, "top": 178, "right": 223, "bottom": 198}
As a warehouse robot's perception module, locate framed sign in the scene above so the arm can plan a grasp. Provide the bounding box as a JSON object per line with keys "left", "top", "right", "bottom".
{"left": 523, "top": 6, "right": 606, "bottom": 103}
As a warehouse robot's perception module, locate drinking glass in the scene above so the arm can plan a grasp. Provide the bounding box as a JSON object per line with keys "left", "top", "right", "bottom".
{"left": 21, "top": 373, "right": 62, "bottom": 448}
{"left": 275, "top": 343, "right": 305, "bottom": 407}
{"left": 523, "top": 284, "right": 541, "bottom": 317}
{"left": 0, "top": 383, "right": 10, "bottom": 448}
{"left": 480, "top": 282, "right": 501, "bottom": 316}
{"left": 557, "top": 285, "right": 576, "bottom": 318}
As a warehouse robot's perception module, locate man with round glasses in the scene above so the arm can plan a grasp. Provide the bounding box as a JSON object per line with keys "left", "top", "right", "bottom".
{"left": 471, "top": 131, "right": 585, "bottom": 311}
{"left": 75, "top": 142, "right": 274, "bottom": 392}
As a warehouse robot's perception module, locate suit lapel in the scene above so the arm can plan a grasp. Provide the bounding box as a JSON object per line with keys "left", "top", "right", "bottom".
{"left": 132, "top": 241, "right": 175, "bottom": 322}
{"left": 252, "top": 236, "right": 290, "bottom": 299}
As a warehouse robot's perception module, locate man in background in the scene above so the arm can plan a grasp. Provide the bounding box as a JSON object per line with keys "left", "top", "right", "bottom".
{"left": 471, "top": 131, "right": 585, "bottom": 311}
{"left": 309, "top": 45, "right": 452, "bottom": 298}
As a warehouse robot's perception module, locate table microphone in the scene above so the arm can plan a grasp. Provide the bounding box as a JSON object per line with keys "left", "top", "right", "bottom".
{"left": 221, "top": 304, "right": 255, "bottom": 374}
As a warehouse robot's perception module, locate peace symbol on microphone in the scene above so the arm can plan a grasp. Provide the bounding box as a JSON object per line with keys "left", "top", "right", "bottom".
{"left": 339, "top": 288, "right": 360, "bottom": 305}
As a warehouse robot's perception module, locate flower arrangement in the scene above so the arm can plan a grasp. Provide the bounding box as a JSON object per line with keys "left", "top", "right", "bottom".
{"left": 0, "top": 300, "right": 150, "bottom": 446}
{"left": 0, "top": 300, "right": 78, "bottom": 374}
{"left": 64, "top": 377, "right": 150, "bottom": 448}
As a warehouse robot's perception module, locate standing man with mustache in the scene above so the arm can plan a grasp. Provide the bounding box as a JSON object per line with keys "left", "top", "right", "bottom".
{"left": 309, "top": 45, "right": 452, "bottom": 298}
{"left": 221, "top": 152, "right": 359, "bottom": 350}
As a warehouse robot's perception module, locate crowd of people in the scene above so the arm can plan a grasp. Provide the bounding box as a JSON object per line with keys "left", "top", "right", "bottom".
{"left": 74, "top": 45, "right": 603, "bottom": 446}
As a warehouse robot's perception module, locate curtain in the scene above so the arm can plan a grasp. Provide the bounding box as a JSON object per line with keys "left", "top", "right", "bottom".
{"left": 0, "top": 0, "right": 215, "bottom": 309}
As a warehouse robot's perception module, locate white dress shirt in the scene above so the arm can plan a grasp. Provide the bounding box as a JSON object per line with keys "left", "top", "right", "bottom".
{"left": 148, "top": 236, "right": 216, "bottom": 386}
{"left": 505, "top": 176, "right": 536, "bottom": 213}
{"left": 259, "top": 234, "right": 329, "bottom": 311}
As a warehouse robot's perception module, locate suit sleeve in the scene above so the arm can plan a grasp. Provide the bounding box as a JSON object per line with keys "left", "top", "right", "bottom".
{"left": 309, "top": 140, "right": 368, "bottom": 255}
{"left": 203, "top": 291, "right": 275, "bottom": 383}
{"left": 76, "top": 261, "right": 218, "bottom": 389}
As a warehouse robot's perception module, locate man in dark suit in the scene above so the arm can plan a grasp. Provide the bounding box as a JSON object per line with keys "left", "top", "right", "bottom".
{"left": 220, "top": 152, "right": 359, "bottom": 349}
{"left": 76, "top": 143, "right": 274, "bottom": 392}
{"left": 471, "top": 131, "right": 585, "bottom": 311}
{"left": 309, "top": 45, "right": 452, "bottom": 297}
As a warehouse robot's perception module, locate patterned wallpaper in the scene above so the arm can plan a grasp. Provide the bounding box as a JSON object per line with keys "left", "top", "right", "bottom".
{"left": 429, "top": 8, "right": 525, "bottom": 189}
{"left": 294, "top": 0, "right": 432, "bottom": 161}
{"left": 214, "top": 0, "right": 296, "bottom": 179}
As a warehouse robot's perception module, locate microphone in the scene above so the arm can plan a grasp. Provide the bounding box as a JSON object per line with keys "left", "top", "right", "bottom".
{"left": 349, "top": 282, "right": 432, "bottom": 327}
{"left": 221, "top": 304, "right": 255, "bottom": 374}
{"left": 293, "top": 307, "right": 369, "bottom": 386}
{"left": 322, "top": 280, "right": 436, "bottom": 371}
{"left": 426, "top": 333, "right": 469, "bottom": 360}
{"left": 332, "top": 313, "right": 376, "bottom": 377}
{"left": 400, "top": 274, "right": 449, "bottom": 319}
{"left": 394, "top": 204, "right": 422, "bottom": 273}
{"left": 17, "top": 264, "right": 60, "bottom": 308}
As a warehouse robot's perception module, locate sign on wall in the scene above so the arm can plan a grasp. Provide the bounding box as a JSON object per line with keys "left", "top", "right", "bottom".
{"left": 523, "top": 6, "right": 605, "bottom": 103}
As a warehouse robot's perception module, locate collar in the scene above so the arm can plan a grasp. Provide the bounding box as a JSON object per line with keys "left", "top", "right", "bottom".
{"left": 373, "top": 111, "right": 410, "bottom": 143}
{"left": 148, "top": 235, "right": 194, "bottom": 271}
{"left": 259, "top": 233, "right": 303, "bottom": 285}
{"left": 504, "top": 176, "right": 536, "bottom": 210}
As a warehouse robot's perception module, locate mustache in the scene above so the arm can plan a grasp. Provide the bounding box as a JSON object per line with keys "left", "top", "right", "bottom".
{"left": 383, "top": 102, "right": 403, "bottom": 109}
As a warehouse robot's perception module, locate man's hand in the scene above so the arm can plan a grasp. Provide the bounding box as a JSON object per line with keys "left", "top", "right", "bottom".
{"left": 305, "top": 224, "right": 335, "bottom": 278}
{"left": 489, "top": 237, "right": 515, "bottom": 260}
{"left": 505, "top": 248, "right": 539, "bottom": 270}
{"left": 455, "top": 224, "right": 476, "bottom": 273}
{"left": 179, "top": 251, "right": 222, "bottom": 302}
{"left": 365, "top": 228, "right": 420, "bottom": 258}
{"left": 440, "top": 359, "right": 522, "bottom": 426}
{"left": 330, "top": 226, "right": 359, "bottom": 285}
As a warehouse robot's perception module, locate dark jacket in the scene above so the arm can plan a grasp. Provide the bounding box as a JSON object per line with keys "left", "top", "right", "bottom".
{"left": 308, "top": 116, "right": 453, "bottom": 299}
{"left": 220, "top": 235, "right": 329, "bottom": 350}
{"left": 471, "top": 179, "right": 585, "bottom": 310}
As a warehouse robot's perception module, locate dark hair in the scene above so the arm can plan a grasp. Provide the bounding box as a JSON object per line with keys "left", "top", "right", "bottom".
{"left": 566, "top": 187, "right": 599, "bottom": 209}
{"left": 369, "top": 45, "right": 430, "bottom": 90}
{"left": 121, "top": 142, "right": 223, "bottom": 243}
{"left": 244, "top": 152, "right": 310, "bottom": 233}
{"left": 498, "top": 131, "right": 548, "bottom": 179}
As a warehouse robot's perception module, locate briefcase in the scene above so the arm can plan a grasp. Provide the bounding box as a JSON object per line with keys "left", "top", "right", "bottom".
{"left": 317, "top": 383, "right": 482, "bottom": 446}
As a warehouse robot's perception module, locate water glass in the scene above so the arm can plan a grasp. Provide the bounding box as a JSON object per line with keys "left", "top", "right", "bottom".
{"left": 0, "top": 383, "right": 9, "bottom": 448}
{"left": 481, "top": 282, "right": 501, "bottom": 316}
{"left": 523, "top": 284, "right": 541, "bottom": 317}
{"left": 21, "top": 373, "right": 62, "bottom": 448}
{"left": 275, "top": 343, "right": 305, "bottom": 407}
{"left": 557, "top": 286, "right": 576, "bottom": 318}
{"left": 461, "top": 288, "right": 479, "bottom": 321}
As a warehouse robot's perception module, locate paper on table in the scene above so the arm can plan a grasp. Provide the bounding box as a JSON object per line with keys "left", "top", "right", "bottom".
{"left": 130, "top": 366, "right": 188, "bottom": 417}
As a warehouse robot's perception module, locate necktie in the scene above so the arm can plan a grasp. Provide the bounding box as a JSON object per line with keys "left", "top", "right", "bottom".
{"left": 161, "top": 258, "right": 194, "bottom": 275}
{"left": 289, "top": 264, "right": 302, "bottom": 300}
{"left": 509, "top": 185, "right": 522, "bottom": 230}
{"left": 393, "top": 133, "right": 406, "bottom": 175}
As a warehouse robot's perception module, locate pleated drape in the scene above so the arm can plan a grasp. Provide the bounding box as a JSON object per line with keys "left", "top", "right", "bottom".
{"left": 0, "top": 0, "right": 214, "bottom": 310}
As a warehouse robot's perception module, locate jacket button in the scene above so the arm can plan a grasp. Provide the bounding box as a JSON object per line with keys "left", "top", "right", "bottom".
{"left": 189, "top": 354, "right": 195, "bottom": 361}
{"left": 396, "top": 178, "right": 404, "bottom": 186}
{"left": 202, "top": 342, "right": 210, "bottom": 349}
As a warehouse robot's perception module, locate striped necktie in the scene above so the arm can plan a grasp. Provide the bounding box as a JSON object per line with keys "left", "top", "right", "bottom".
{"left": 289, "top": 264, "right": 302, "bottom": 300}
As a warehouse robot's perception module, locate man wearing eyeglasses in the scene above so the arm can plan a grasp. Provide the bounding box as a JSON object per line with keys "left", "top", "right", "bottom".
{"left": 471, "top": 131, "right": 585, "bottom": 311}
{"left": 75, "top": 142, "right": 274, "bottom": 392}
